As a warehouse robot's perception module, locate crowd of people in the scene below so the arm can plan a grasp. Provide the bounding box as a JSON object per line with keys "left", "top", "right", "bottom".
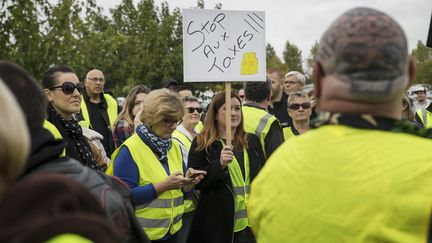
{"left": 1, "top": 6, "right": 432, "bottom": 243}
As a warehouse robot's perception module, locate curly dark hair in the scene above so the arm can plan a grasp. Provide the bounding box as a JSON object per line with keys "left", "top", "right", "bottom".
{"left": 244, "top": 79, "right": 272, "bottom": 103}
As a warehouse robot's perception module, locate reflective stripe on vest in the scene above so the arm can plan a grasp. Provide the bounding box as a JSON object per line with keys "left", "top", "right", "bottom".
{"left": 222, "top": 140, "right": 250, "bottom": 232}
{"left": 109, "top": 134, "right": 184, "bottom": 240}
{"left": 43, "top": 120, "right": 66, "bottom": 157}
{"left": 417, "top": 109, "right": 432, "bottom": 128}
{"left": 172, "top": 130, "right": 196, "bottom": 213}
{"left": 242, "top": 106, "right": 279, "bottom": 158}
{"left": 80, "top": 93, "right": 118, "bottom": 128}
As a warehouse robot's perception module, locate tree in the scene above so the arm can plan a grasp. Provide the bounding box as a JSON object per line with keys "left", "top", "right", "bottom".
{"left": 266, "top": 43, "right": 286, "bottom": 72}
{"left": 305, "top": 40, "right": 319, "bottom": 79}
{"left": 282, "top": 41, "right": 303, "bottom": 73}
{"left": 411, "top": 41, "right": 432, "bottom": 85}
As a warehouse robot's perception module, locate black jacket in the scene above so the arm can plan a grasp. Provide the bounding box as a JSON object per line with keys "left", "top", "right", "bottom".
{"left": 24, "top": 128, "right": 149, "bottom": 243}
{"left": 187, "top": 133, "right": 264, "bottom": 243}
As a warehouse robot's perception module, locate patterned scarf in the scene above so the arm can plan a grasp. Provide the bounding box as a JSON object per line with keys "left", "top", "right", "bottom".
{"left": 136, "top": 124, "right": 171, "bottom": 164}
{"left": 48, "top": 104, "right": 103, "bottom": 174}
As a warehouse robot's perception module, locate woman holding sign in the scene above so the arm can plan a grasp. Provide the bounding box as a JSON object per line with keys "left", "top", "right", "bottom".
{"left": 187, "top": 92, "right": 265, "bottom": 243}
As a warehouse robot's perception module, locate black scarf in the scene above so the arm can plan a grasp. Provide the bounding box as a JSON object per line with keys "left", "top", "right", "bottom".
{"left": 48, "top": 104, "right": 103, "bottom": 174}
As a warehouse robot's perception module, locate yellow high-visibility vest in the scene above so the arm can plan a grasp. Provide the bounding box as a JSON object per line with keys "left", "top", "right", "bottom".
{"left": 107, "top": 134, "right": 184, "bottom": 240}
{"left": 249, "top": 125, "right": 432, "bottom": 243}
{"left": 242, "top": 105, "right": 279, "bottom": 158}
{"left": 221, "top": 140, "right": 250, "bottom": 232}
{"left": 282, "top": 126, "right": 296, "bottom": 140}
{"left": 416, "top": 109, "right": 432, "bottom": 128}
{"left": 195, "top": 121, "right": 204, "bottom": 133}
{"left": 172, "top": 129, "right": 195, "bottom": 213}
{"left": 80, "top": 94, "right": 118, "bottom": 128}
{"left": 43, "top": 120, "right": 66, "bottom": 157}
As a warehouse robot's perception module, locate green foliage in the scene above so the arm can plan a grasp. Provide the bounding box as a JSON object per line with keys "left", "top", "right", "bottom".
{"left": 305, "top": 40, "right": 318, "bottom": 79}
{"left": 266, "top": 43, "right": 287, "bottom": 73}
{"left": 411, "top": 41, "right": 432, "bottom": 85}
{"left": 282, "top": 40, "right": 303, "bottom": 73}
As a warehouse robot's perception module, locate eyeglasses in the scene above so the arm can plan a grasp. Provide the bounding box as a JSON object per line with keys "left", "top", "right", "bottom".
{"left": 87, "top": 77, "right": 105, "bottom": 82}
{"left": 288, "top": 102, "right": 311, "bottom": 110}
{"left": 164, "top": 119, "right": 180, "bottom": 127}
{"left": 186, "top": 107, "right": 203, "bottom": 113}
{"left": 49, "top": 82, "right": 85, "bottom": 95}
{"left": 284, "top": 81, "right": 300, "bottom": 85}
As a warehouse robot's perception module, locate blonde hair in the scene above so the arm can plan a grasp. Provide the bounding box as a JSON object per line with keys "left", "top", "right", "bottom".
{"left": 0, "top": 79, "right": 30, "bottom": 198}
{"left": 140, "top": 88, "right": 184, "bottom": 126}
{"left": 287, "top": 91, "right": 311, "bottom": 106}
{"left": 197, "top": 92, "right": 248, "bottom": 151}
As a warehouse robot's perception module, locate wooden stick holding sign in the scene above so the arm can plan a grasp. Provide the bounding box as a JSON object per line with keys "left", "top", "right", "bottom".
{"left": 182, "top": 9, "right": 266, "bottom": 147}
{"left": 225, "top": 82, "right": 232, "bottom": 147}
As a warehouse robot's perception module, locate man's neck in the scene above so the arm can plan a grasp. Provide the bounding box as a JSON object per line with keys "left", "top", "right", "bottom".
{"left": 87, "top": 91, "right": 101, "bottom": 103}
{"left": 245, "top": 100, "right": 269, "bottom": 110}
{"left": 271, "top": 90, "right": 283, "bottom": 103}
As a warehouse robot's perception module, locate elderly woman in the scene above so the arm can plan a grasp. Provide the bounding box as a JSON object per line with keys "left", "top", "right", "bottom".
{"left": 108, "top": 89, "right": 205, "bottom": 243}
{"left": 42, "top": 66, "right": 102, "bottom": 173}
{"left": 283, "top": 91, "right": 313, "bottom": 139}
{"left": 113, "top": 84, "right": 151, "bottom": 148}
{"left": 187, "top": 92, "right": 265, "bottom": 243}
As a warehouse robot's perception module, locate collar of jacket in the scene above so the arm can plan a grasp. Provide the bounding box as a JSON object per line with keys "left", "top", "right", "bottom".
{"left": 23, "top": 127, "right": 67, "bottom": 177}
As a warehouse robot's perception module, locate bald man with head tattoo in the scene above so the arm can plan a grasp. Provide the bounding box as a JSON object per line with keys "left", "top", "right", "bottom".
{"left": 248, "top": 7, "right": 432, "bottom": 243}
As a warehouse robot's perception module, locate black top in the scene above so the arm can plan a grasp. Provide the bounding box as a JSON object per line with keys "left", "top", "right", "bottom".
{"left": 268, "top": 92, "right": 292, "bottom": 127}
{"left": 81, "top": 94, "right": 115, "bottom": 157}
{"left": 187, "top": 133, "right": 265, "bottom": 243}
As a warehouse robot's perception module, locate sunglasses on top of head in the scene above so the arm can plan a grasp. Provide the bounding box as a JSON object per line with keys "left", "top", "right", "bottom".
{"left": 186, "top": 107, "right": 203, "bottom": 113}
{"left": 49, "top": 82, "right": 85, "bottom": 95}
{"left": 288, "top": 102, "right": 311, "bottom": 110}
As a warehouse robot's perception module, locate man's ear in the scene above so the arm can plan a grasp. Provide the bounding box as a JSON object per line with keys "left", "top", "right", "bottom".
{"left": 407, "top": 57, "right": 417, "bottom": 89}
{"left": 44, "top": 89, "right": 54, "bottom": 102}
{"left": 312, "top": 62, "right": 324, "bottom": 100}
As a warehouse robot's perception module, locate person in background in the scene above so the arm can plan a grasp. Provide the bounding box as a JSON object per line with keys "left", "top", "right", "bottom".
{"left": 172, "top": 96, "right": 202, "bottom": 243}
{"left": 113, "top": 84, "right": 151, "bottom": 148}
{"left": 176, "top": 85, "right": 193, "bottom": 98}
{"left": 108, "top": 88, "right": 205, "bottom": 243}
{"left": 283, "top": 91, "right": 313, "bottom": 140}
{"left": 238, "top": 88, "right": 245, "bottom": 103}
{"left": 162, "top": 79, "right": 179, "bottom": 91}
{"left": 243, "top": 80, "right": 284, "bottom": 160}
{"left": 0, "top": 78, "right": 30, "bottom": 199}
{"left": 248, "top": 7, "right": 432, "bottom": 243}
{"left": 42, "top": 66, "right": 103, "bottom": 174}
{"left": 79, "top": 69, "right": 118, "bottom": 157}
{"left": 412, "top": 87, "right": 430, "bottom": 111}
{"left": 283, "top": 71, "right": 306, "bottom": 95}
{"left": 187, "top": 92, "right": 265, "bottom": 243}
{"left": 401, "top": 94, "right": 417, "bottom": 124}
{"left": 268, "top": 68, "right": 290, "bottom": 126}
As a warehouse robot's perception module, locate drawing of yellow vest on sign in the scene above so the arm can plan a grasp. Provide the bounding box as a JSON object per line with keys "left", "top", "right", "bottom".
{"left": 240, "top": 52, "right": 258, "bottom": 75}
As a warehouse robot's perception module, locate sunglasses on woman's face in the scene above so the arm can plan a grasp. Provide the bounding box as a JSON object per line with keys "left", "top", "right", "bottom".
{"left": 288, "top": 102, "right": 311, "bottom": 110}
{"left": 186, "top": 107, "right": 203, "bottom": 113}
{"left": 49, "top": 82, "right": 85, "bottom": 95}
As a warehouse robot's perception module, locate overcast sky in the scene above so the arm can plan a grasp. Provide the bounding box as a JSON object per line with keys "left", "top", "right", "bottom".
{"left": 98, "top": 0, "right": 431, "bottom": 62}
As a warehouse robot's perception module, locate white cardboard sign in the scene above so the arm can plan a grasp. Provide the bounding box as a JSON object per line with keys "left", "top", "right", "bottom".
{"left": 183, "top": 9, "right": 266, "bottom": 82}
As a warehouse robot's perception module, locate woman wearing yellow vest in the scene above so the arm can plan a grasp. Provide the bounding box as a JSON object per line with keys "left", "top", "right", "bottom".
{"left": 187, "top": 92, "right": 265, "bottom": 243}
{"left": 108, "top": 89, "right": 205, "bottom": 242}
{"left": 42, "top": 66, "right": 103, "bottom": 174}
{"left": 171, "top": 95, "right": 202, "bottom": 243}
{"left": 282, "top": 91, "right": 313, "bottom": 140}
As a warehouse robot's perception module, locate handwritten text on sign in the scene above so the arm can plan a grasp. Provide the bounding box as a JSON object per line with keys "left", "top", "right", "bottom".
{"left": 183, "top": 9, "right": 266, "bottom": 82}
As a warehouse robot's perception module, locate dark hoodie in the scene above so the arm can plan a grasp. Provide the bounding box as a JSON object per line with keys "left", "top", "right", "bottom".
{"left": 21, "top": 127, "right": 149, "bottom": 243}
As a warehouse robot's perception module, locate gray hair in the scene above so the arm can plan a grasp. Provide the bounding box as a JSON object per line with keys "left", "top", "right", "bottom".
{"left": 287, "top": 91, "right": 311, "bottom": 106}
{"left": 285, "top": 71, "right": 306, "bottom": 85}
